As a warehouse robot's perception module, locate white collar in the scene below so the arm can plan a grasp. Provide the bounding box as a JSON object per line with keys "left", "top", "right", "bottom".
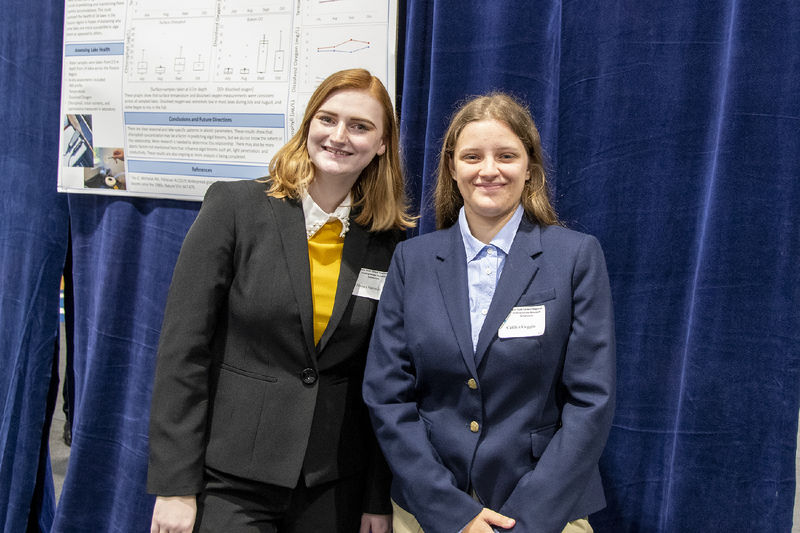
{"left": 457, "top": 204, "right": 523, "bottom": 260}
{"left": 302, "top": 192, "right": 352, "bottom": 239}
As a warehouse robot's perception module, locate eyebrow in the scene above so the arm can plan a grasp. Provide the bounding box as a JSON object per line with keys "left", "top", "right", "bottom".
{"left": 456, "top": 145, "right": 522, "bottom": 152}
{"left": 316, "top": 108, "right": 378, "bottom": 128}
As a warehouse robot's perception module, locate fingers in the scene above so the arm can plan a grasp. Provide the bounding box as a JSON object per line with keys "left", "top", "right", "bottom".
{"left": 359, "top": 514, "right": 371, "bottom": 533}
{"left": 360, "top": 512, "right": 393, "bottom": 533}
{"left": 464, "top": 508, "right": 516, "bottom": 532}
{"left": 151, "top": 495, "right": 197, "bottom": 533}
{"left": 480, "top": 508, "right": 515, "bottom": 529}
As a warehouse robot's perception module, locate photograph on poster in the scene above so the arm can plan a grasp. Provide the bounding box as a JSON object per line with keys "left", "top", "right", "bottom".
{"left": 83, "top": 147, "right": 126, "bottom": 190}
{"left": 62, "top": 114, "right": 94, "bottom": 168}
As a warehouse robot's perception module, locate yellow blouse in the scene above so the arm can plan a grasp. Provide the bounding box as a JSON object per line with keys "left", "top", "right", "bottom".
{"left": 307, "top": 219, "right": 345, "bottom": 345}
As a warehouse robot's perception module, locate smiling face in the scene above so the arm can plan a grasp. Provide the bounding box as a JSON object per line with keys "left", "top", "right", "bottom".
{"left": 451, "top": 118, "right": 530, "bottom": 238}
{"left": 306, "top": 88, "right": 386, "bottom": 193}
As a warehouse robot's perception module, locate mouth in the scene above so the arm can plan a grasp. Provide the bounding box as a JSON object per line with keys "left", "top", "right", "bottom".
{"left": 476, "top": 182, "right": 505, "bottom": 191}
{"left": 323, "top": 146, "right": 352, "bottom": 157}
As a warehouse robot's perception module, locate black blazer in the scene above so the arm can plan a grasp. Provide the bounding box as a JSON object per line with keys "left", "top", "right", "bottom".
{"left": 147, "top": 179, "right": 397, "bottom": 513}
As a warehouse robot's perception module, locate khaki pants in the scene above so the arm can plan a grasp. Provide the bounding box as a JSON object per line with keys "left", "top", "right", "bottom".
{"left": 392, "top": 500, "right": 593, "bottom": 533}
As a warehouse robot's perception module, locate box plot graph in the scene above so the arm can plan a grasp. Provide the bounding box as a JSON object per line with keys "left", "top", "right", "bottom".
{"left": 126, "top": 17, "right": 213, "bottom": 82}
{"left": 215, "top": 14, "right": 291, "bottom": 82}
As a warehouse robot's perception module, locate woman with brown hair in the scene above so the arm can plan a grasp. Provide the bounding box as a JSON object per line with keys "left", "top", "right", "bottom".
{"left": 364, "top": 93, "right": 615, "bottom": 533}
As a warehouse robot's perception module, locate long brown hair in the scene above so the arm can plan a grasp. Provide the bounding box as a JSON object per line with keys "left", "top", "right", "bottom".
{"left": 434, "top": 92, "right": 560, "bottom": 230}
{"left": 266, "top": 69, "right": 414, "bottom": 231}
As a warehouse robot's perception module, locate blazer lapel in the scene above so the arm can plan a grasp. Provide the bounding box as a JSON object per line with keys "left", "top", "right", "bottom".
{"left": 316, "top": 215, "right": 369, "bottom": 353}
{"left": 474, "top": 219, "right": 542, "bottom": 367}
{"left": 435, "top": 225, "right": 479, "bottom": 377}
{"left": 268, "top": 195, "right": 317, "bottom": 360}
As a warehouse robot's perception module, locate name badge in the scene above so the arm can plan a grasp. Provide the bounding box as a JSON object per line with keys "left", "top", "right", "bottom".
{"left": 352, "top": 268, "right": 388, "bottom": 300}
{"left": 498, "top": 305, "right": 546, "bottom": 338}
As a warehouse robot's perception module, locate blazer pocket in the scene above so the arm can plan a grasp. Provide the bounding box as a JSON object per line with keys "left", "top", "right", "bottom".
{"left": 521, "top": 287, "right": 556, "bottom": 305}
{"left": 530, "top": 423, "right": 558, "bottom": 460}
{"left": 219, "top": 361, "right": 278, "bottom": 382}
{"left": 205, "top": 366, "right": 270, "bottom": 472}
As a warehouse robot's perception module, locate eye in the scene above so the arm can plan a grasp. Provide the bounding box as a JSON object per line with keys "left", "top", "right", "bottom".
{"left": 499, "top": 153, "right": 518, "bottom": 161}
{"left": 316, "top": 114, "right": 335, "bottom": 125}
{"left": 351, "top": 122, "right": 372, "bottom": 132}
{"left": 461, "top": 153, "right": 480, "bottom": 162}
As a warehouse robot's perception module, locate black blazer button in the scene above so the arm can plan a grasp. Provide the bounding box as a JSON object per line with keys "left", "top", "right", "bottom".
{"left": 301, "top": 368, "right": 318, "bottom": 385}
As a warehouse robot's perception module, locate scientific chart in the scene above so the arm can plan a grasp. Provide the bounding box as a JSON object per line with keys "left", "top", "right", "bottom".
{"left": 58, "top": 0, "right": 397, "bottom": 200}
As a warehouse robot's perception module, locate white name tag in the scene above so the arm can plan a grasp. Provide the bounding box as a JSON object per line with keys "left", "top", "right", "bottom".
{"left": 352, "top": 268, "right": 388, "bottom": 300}
{"left": 498, "top": 305, "right": 546, "bottom": 338}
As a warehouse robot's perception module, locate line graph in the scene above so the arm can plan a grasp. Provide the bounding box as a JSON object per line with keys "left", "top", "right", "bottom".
{"left": 317, "top": 38, "right": 371, "bottom": 54}
{"left": 299, "top": 25, "right": 387, "bottom": 92}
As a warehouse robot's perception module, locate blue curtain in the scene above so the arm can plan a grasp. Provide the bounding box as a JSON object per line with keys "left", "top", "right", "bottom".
{"left": 1, "top": 0, "right": 798, "bottom": 531}
{"left": 50, "top": 195, "right": 198, "bottom": 532}
{"left": 0, "top": 2, "right": 67, "bottom": 532}
{"left": 401, "top": 1, "right": 800, "bottom": 531}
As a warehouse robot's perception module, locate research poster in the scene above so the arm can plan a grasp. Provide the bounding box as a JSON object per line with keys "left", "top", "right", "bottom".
{"left": 58, "top": 0, "right": 397, "bottom": 200}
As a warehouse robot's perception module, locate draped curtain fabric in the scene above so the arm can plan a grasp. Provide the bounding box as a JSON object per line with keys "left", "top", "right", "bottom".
{"left": 401, "top": 1, "right": 800, "bottom": 531}
{"left": 0, "top": 2, "right": 67, "bottom": 531}
{"left": 50, "top": 196, "right": 198, "bottom": 532}
{"left": 1, "top": 0, "right": 798, "bottom": 531}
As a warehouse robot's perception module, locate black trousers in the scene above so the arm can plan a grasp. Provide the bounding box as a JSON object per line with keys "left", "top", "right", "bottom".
{"left": 194, "top": 467, "right": 365, "bottom": 533}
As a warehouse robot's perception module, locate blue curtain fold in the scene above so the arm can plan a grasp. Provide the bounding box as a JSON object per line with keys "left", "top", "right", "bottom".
{"left": 554, "top": 1, "right": 800, "bottom": 530}
{"left": 0, "top": 2, "right": 67, "bottom": 532}
{"left": 1, "top": 0, "right": 798, "bottom": 531}
{"left": 401, "top": 0, "right": 799, "bottom": 530}
{"left": 50, "top": 195, "right": 199, "bottom": 532}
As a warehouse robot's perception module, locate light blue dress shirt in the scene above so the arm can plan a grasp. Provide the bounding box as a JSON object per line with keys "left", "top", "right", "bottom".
{"left": 455, "top": 203, "right": 524, "bottom": 532}
{"left": 458, "top": 204, "right": 524, "bottom": 352}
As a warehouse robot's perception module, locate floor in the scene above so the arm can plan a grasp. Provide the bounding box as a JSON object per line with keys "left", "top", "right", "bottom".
{"left": 49, "top": 321, "right": 70, "bottom": 501}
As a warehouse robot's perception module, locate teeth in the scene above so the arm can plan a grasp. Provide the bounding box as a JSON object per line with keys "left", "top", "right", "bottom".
{"left": 325, "top": 147, "right": 350, "bottom": 155}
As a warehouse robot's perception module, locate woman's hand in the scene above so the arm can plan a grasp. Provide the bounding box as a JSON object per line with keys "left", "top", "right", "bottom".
{"left": 150, "top": 495, "right": 197, "bottom": 533}
{"left": 359, "top": 512, "right": 392, "bottom": 533}
{"left": 463, "top": 508, "right": 516, "bottom": 532}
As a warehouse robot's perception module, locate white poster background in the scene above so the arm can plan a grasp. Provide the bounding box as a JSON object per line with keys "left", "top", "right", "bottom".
{"left": 57, "top": 0, "right": 397, "bottom": 201}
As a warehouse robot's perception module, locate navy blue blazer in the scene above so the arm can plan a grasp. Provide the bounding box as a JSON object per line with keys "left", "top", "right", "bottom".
{"left": 363, "top": 217, "right": 615, "bottom": 533}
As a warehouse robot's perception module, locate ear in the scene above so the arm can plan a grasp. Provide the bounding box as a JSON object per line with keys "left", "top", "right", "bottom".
{"left": 449, "top": 156, "right": 456, "bottom": 178}
{"left": 377, "top": 138, "right": 386, "bottom": 156}
{"left": 526, "top": 169, "right": 532, "bottom": 181}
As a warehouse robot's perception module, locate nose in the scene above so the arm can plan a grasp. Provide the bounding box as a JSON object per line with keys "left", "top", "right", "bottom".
{"left": 478, "top": 158, "right": 499, "bottom": 179}
{"left": 329, "top": 122, "right": 347, "bottom": 143}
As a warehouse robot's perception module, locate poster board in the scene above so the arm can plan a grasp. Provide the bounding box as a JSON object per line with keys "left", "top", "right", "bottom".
{"left": 57, "top": 0, "right": 397, "bottom": 201}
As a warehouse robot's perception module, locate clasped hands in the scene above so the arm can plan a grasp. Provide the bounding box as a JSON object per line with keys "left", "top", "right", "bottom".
{"left": 463, "top": 508, "right": 516, "bottom": 532}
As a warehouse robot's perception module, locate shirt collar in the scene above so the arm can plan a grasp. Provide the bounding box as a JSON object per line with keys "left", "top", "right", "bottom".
{"left": 302, "top": 192, "right": 352, "bottom": 239}
{"left": 458, "top": 204, "right": 524, "bottom": 261}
